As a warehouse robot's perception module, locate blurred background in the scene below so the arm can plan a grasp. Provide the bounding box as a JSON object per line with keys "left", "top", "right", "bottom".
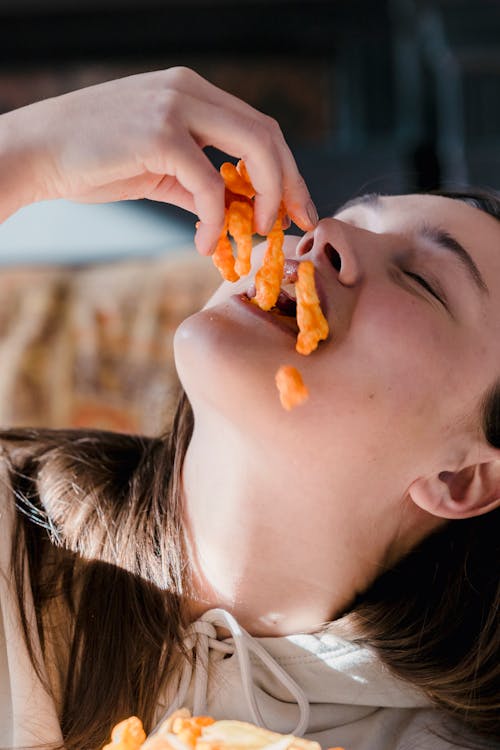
{"left": 0, "top": 0, "right": 499, "bottom": 434}
{"left": 1, "top": 0, "right": 500, "bottom": 262}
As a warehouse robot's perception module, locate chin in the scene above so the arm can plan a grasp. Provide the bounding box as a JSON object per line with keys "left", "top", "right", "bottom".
{"left": 174, "top": 308, "right": 274, "bottom": 421}
{"left": 173, "top": 305, "right": 323, "bottom": 440}
{"left": 172, "top": 233, "right": 320, "bottom": 428}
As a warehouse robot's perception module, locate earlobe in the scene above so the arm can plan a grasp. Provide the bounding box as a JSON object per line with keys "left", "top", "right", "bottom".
{"left": 408, "top": 461, "right": 500, "bottom": 520}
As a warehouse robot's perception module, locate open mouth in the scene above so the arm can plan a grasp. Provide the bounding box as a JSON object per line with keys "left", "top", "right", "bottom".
{"left": 245, "top": 280, "right": 299, "bottom": 334}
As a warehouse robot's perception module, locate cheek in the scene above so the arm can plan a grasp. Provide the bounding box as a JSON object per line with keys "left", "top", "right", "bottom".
{"left": 330, "top": 291, "right": 464, "bottom": 431}
{"left": 360, "top": 290, "right": 453, "bottom": 371}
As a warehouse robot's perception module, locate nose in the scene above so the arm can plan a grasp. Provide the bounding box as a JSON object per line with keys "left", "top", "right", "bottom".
{"left": 295, "top": 218, "right": 363, "bottom": 287}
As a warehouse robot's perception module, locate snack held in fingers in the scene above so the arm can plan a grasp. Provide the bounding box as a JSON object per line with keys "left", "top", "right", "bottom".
{"left": 212, "top": 160, "right": 255, "bottom": 281}
{"left": 103, "top": 710, "right": 343, "bottom": 750}
{"left": 209, "top": 160, "right": 328, "bottom": 409}
{"left": 295, "top": 261, "right": 329, "bottom": 355}
{"left": 213, "top": 160, "right": 285, "bottom": 294}
{"left": 212, "top": 217, "right": 239, "bottom": 282}
{"left": 229, "top": 201, "right": 254, "bottom": 277}
{"left": 275, "top": 365, "right": 309, "bottom": 411}
{"left": 220, "top": 161, "right": 256, "bottom": 200}
{"left": 254, "top": 205, "right": 286, "bottom": 311}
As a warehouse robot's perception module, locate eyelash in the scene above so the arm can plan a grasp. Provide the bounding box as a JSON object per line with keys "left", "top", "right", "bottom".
{"left": 403, "top": 270, "right": 444, "bottom": 305}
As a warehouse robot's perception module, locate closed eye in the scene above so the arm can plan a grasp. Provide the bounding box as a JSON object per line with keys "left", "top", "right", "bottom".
{"left": 404, "top": 270, "right": 444, "bottom": 304}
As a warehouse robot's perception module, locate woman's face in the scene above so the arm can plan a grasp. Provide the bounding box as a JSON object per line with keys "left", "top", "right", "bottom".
{"left": 175, "top": 194, "right": 500, "bottom": 491}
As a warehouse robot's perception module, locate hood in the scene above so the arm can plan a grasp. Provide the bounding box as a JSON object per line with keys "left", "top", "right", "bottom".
{"left": 152, "top": 608, "right": 432, "bottom": 740}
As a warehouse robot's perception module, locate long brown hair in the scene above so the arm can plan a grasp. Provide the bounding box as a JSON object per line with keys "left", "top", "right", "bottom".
{"left": 4, "top": 189, "right": 500, "bottom": 750}
{"left": 7, "top": 393, "right": 194, "bottom": 750}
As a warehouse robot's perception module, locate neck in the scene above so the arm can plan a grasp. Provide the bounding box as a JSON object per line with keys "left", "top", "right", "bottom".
{"left": 180, "top": 409, "right": 435, "bottom": 637}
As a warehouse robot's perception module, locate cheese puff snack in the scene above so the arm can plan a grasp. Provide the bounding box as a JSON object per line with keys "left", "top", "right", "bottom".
{"left": 103, "top": 710, "right": 345, "bottom": 750}
{"left": 213, "top": 161, "right": 285, "bottom": 296}
{"left": 212, "top": 160, "right": 257, "bottom": 282}
{"left": 220, "top": 162, "right": 256, "bottom": 200}
{"left": 228, "top": 201, "right": 254, "bottom": 277}
{"left": 295, "top": 261, "right": 329, "bottom": 356}
{"left": 102, "top": 715, "right": 146, "bottom": 750}
{"left": 207, "top": 160, "right": 329, "bottom": 410}
{"left": 235, "top": 159, "right": 254, "bottom": 190}
{"left": 211, "top": 217, "right": 239, "bottom": 282}
{"left": 275, "top": 365, "right": 309, "bottom": 411}
{"left": 253, "top": 204, "right": 286, "bottom": 311}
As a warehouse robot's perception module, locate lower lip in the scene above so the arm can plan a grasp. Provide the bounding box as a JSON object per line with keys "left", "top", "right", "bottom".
{"left": 231, "top": 294, "right": 298, "bottom": 339}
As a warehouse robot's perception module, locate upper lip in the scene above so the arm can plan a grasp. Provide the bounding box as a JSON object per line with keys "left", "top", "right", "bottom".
{"left": 245, "top": 256, "right": 331, "bottom": 322}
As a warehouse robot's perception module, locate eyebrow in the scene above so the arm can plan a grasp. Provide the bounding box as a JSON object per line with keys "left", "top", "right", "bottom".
{"left": 417, "top": 222, "right": 489, "bottom": 298}
{"left": 334, "top": 193, "right": 489, "bottom": 299}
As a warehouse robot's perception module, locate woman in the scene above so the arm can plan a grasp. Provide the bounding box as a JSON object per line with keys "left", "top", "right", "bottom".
{"left": 0, "top": 68, "right": 498, "bottom": 750}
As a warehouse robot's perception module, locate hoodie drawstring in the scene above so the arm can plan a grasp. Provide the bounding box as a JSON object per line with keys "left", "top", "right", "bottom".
{"left": 153, "top": 608, "right": 310, "bottom": 737}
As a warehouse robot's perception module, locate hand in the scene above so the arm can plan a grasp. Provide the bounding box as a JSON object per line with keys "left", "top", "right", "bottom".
{"left": 7, "top": 67, "right": 318, "bottom": 254}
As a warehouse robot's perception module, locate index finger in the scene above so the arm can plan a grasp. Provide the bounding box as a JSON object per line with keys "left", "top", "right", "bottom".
{"left": 156, "top": 130, "right": 226, "bottom": 255}
{"left": 184, "top": 100, "right": 316, "bottom": 235}
{"left": 276, "top": 136, "right": 319, "bottom": 232}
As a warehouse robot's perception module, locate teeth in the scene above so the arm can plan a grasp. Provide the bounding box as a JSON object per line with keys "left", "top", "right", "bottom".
{"left": 280, "top": 282, "right": 296, "bottom": 300}
{"left": 283, "top": 259, "right": 299, "bottom": 283}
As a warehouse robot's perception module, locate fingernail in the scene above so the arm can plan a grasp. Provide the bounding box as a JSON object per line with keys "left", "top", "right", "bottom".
{"left": 260, "top": 217, "right": 274, "bottom": 235}
{"left": 195, "top": 223, "right": 216, "bottom": 255}
{"left": 307, "top": 200, "right": 319, "bottom": 227}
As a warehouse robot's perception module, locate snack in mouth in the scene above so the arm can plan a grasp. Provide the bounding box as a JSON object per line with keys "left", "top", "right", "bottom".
{"left": 295, "top": 261, "right": 329, "bottom": 356}
{"left": 253, "top": 204, "right": 286, "bottom": 312}
{"left": 210, "top": 161, "right": 330, "bottom": 410}
{"left": 103, "top": 709, "right": 345, "bottom": 750}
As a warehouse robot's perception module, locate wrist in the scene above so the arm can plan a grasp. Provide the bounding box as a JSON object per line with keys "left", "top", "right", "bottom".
{"left": 0, "top": 103, "right": 53, "bottom": 222}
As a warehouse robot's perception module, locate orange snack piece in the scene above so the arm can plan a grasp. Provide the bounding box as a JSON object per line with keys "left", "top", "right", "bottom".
{"left": 295, "top": 261, "right": 329, "bottom": 355}
{"left": 172, "top": 715, "right": 215, "bottom": 748}
{"left": 102, "top": 716, "right": 146, "bottom": 750}
{"left": 275, "top": 365, "right": 309, "bottom": 411}
{"left": 253, "top": 204, "right": 286, "bottom": 311}
{"left": 204, "top": 160, "right": 330, "bottom": 410}
{"left": 155, "top": 711, "right": 215, "bottom": 747}
{"left": 228, "top": 201, "right": 254, "bottom": 277}
{"left": 236, "top": 159, "right": 253, "bottom": 188}
{"left": 212, "top": 160, "right": 256, "bottom": 282}
{"left": 220, "top": 162, "right": 255, "bottom": 199}
{"left": 212, "top": 160, "right": 286, "bottom": 286}
{"left": 212, "top": 218, "right": 239, "bottom": 282}
{"left": 104, "top": 710, "right": 344, "bottom": 750}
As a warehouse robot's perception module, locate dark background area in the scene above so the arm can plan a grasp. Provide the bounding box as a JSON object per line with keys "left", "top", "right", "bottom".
{"left": 1, "top": 0, "right": 500, "bottom": 223}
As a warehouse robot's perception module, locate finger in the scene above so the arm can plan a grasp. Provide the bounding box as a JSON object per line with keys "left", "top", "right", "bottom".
{"left": 151, "top": 130, "right": 226, "bottom": 255}
{"left": 147, "top": 174, "right": 196, "bottom": 213}
{"left": 275, "top": 138, "right": 318, "bottom": 232}
{"left": 182, "top": 99, "right": 284, "bottom": 234}
{"left": 169, "top": 72, "right": 317, "bottom": 231}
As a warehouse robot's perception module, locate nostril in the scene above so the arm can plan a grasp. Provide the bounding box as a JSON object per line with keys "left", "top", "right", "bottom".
{"left": 324, "top": 242, "right": 341, "bottom": 272}
{"left": 297, "top": 237, "right": 314, "bottom": 256}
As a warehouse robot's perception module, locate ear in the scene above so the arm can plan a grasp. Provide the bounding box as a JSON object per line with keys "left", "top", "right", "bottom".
{"left": 408, "top": 453, "right": 500, "bottom": 520}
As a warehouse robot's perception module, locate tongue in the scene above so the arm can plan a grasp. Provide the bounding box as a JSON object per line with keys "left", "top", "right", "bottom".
{"left": 275, "top": 288, "right": 297, "bottom": 316}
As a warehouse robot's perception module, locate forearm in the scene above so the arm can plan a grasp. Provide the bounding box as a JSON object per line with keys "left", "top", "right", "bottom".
{"left": 0, "top": 103, "right": 50, "bottom": 223}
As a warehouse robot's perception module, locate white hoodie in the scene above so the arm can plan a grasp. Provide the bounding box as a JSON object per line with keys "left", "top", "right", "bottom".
{"left": 0, "top": 479, "right": 492, "bottom": 750}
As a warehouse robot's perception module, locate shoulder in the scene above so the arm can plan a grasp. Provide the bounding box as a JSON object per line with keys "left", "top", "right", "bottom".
{"left": 397, "top": 708, "right": 499, "bottom": 750}
{"left": 0, "top": 454, "right": 65, "bottom": 746}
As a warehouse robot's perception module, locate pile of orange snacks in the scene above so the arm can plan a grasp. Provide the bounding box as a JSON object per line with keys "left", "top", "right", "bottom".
{"left": 212, "top": 161, "right": 329, "bottom": 411}
{"left": 103, "top": 709, "right": 345, "bottom": 750}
